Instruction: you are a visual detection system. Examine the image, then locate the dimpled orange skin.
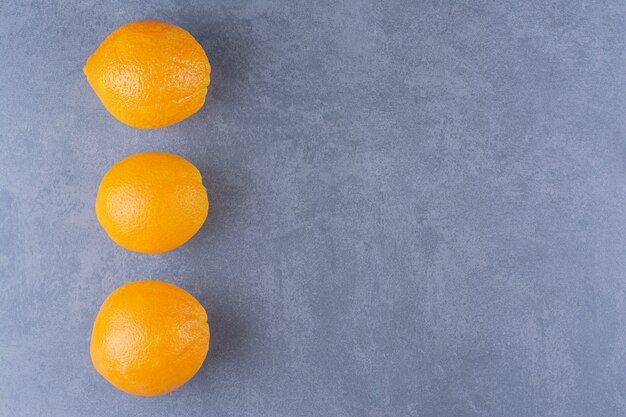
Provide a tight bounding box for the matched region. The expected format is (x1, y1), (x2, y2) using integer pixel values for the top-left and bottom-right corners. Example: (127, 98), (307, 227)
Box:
(84, 20), (211, 129)
(95, 152), (209, 254)
(90, 280), (210, 396)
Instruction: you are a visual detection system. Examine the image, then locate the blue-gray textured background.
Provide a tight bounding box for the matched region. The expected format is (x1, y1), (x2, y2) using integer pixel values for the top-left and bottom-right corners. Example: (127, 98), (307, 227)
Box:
(1, 1), (626, 416)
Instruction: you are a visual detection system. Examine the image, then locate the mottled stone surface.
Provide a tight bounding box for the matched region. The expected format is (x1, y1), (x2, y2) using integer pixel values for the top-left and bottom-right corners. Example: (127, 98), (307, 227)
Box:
(1, 1), (626, 416)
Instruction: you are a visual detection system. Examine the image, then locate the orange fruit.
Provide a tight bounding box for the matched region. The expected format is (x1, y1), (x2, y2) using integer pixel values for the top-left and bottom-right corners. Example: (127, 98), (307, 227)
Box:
(95, 152), (209, 254)
(91, 280), (210, 396)
(84, 20), (211, 129)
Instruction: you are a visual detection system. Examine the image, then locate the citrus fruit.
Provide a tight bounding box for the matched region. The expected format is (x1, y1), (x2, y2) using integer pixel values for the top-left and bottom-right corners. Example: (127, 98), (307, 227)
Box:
(90, 280), (210, 396)
(84, 20), (211, 129)
(95, 152), (209, 254)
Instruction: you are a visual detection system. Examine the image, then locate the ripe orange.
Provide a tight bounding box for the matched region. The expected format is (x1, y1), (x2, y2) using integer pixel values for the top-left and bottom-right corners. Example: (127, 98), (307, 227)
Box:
(84, 20), (211, 129)
(91, 280), (210, 396)
(95, 152), (209, 254)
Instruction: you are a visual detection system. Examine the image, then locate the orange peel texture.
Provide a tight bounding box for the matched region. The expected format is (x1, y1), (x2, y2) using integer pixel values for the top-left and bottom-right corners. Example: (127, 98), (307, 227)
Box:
(84, 20), (211, 128)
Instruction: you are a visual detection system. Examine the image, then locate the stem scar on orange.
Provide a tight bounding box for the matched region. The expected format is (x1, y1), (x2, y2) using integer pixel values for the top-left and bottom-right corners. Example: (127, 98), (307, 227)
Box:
(84, 20), (211, 129)
(90, 280), (210, 396)
(95, 152), (209, 254)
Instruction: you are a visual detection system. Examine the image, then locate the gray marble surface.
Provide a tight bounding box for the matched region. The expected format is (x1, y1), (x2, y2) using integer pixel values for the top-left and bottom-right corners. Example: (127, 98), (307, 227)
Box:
(1, 1), (626, 416)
